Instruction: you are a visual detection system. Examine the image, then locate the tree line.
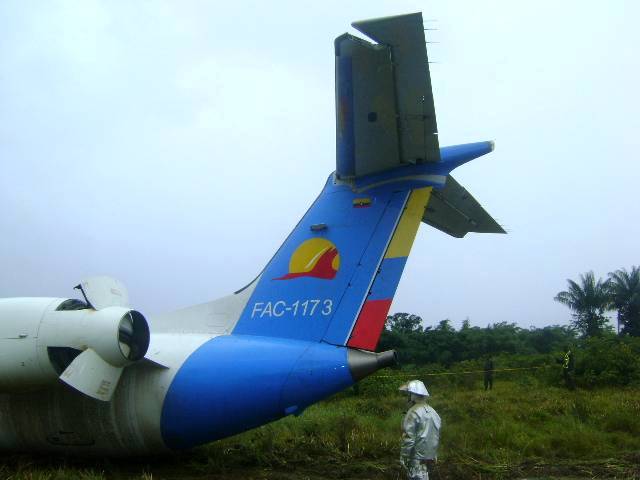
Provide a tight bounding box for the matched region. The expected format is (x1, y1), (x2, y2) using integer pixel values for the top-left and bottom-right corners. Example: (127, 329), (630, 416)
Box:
(378, 265), (639, 367)
(377, 315), (640, 387)
(378, 315), (575, 366)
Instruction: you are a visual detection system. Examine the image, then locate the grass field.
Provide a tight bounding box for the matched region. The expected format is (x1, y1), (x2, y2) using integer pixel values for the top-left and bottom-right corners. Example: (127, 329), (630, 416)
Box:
(1, 368), (639, 479)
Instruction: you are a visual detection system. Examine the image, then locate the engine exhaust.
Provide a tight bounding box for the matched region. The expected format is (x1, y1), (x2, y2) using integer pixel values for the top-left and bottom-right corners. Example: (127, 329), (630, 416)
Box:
(347, 348), (398, 381)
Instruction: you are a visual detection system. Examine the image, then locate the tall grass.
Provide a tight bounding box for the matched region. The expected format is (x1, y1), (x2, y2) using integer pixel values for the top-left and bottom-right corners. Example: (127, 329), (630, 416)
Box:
(199, 378), (639, 478)
(1, 371), (639, 479)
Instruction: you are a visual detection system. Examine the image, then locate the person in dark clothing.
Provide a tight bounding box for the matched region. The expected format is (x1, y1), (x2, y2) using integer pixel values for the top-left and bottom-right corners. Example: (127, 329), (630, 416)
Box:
(483, 356), (494, 391)
(562, 346), (576, 390)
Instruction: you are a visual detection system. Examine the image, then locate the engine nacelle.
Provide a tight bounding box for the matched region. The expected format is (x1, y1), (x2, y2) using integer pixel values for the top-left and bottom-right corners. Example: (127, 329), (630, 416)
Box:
(41, 304), (149, 367)
(0, 297), (149, 400)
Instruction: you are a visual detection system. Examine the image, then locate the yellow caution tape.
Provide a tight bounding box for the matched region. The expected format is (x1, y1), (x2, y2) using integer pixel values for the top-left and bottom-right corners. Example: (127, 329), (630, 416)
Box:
(371, 365), (550, 378)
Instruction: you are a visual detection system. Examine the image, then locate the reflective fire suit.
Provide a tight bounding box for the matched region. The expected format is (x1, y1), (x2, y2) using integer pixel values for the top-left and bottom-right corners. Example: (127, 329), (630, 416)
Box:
(401, 402), (441, 480)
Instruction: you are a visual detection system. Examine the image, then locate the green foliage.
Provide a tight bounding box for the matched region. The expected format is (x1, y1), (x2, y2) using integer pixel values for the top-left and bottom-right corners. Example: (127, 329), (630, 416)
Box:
(608, 266), (640, 336)
(381, 315), (640, 389)
(379, 318), (575, 366)
(385, 312), (423, 334)
(554, 271), (612, 337)
(184, 376), (640, 479)
(575, 335), (640, 387)
(0, 465), (106, 480)
(553, 266), (640, 338)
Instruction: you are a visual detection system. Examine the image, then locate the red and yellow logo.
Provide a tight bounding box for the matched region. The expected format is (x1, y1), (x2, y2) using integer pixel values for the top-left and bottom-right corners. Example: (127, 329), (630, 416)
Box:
(275, 238), (340, 280)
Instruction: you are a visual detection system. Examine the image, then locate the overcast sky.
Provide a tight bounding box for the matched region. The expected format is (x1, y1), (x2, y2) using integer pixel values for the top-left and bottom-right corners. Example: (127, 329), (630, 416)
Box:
(1, 1), (638, 330)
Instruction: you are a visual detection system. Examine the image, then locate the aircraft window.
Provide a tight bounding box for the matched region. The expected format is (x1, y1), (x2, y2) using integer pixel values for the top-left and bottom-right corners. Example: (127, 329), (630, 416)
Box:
(56, 299), (90, 311)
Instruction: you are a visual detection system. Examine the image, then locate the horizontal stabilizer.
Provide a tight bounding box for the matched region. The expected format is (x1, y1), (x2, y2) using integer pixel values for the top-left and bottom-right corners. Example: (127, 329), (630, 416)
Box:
(423, 176), (505, 238)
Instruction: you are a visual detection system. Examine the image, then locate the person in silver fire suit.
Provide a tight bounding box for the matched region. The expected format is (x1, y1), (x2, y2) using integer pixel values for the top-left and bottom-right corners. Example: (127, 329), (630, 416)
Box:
(399, 380), (441, 480)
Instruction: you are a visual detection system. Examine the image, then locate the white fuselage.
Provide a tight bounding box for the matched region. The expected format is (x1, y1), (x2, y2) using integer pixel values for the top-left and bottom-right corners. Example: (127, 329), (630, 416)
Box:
(0, 283), (257, 454)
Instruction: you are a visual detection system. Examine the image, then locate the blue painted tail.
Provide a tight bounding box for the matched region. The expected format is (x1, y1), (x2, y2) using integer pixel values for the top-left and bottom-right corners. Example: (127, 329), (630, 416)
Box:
(232, 12), (502, 350)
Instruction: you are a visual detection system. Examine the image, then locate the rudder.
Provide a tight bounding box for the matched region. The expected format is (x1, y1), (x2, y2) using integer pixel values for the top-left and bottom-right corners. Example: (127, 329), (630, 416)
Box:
(345, 187), (432, 349)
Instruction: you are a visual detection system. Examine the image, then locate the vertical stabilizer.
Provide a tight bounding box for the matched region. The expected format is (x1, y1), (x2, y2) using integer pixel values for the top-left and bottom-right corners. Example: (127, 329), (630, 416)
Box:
(232, 177), (434, 351)
(231, 13), (502, 351)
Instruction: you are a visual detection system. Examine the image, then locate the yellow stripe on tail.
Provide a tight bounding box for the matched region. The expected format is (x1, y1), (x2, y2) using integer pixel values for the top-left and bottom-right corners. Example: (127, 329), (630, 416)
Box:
(385, 187), (432, 259)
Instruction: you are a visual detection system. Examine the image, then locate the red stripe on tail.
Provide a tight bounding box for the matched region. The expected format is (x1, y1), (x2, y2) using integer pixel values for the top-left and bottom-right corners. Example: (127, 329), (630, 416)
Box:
(346, 299), (393, 350)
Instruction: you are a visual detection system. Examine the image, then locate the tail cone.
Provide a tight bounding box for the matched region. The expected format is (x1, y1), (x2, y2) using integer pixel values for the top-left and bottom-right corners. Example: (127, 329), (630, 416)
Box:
(347, 349), (397, 381)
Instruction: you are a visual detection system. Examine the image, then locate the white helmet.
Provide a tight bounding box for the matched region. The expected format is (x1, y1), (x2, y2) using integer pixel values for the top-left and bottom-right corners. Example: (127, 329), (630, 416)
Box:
(399, 379), (430, 397)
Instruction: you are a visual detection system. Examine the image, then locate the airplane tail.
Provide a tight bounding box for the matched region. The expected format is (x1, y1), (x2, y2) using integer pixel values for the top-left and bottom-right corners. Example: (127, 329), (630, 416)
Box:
(232, 178), (432, 350)
(160, 13), (505, 451)
(231, 13), (503, 351)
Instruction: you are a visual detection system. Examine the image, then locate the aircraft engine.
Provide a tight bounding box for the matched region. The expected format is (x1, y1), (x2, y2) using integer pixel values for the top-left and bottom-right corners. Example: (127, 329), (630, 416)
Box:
(0, 277), (150, 401)
(42, 306), (150, 367)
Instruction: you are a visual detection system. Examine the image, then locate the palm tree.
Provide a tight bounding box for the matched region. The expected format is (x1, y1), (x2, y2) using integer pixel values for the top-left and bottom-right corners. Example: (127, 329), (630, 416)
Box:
(554, 271), (611, 337)
(608, 266), (640, 336)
